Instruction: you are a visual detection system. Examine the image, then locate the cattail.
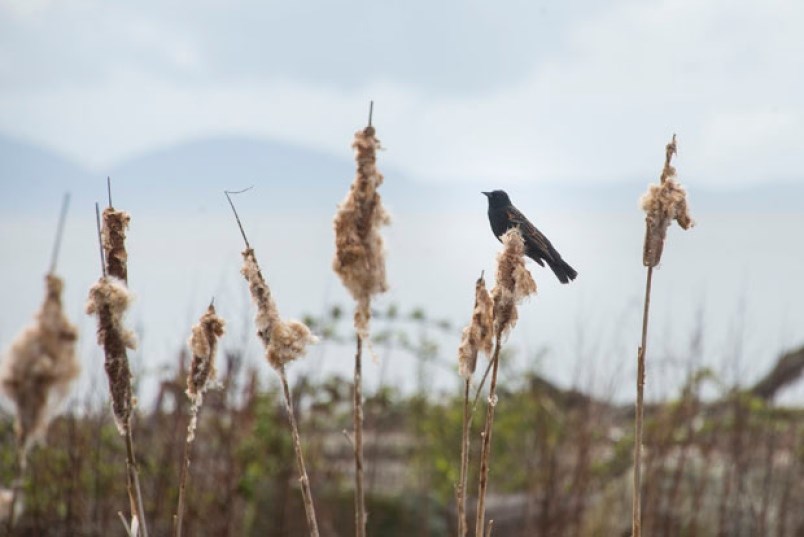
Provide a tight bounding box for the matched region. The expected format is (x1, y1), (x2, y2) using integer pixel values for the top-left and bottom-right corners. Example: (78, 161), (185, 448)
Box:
(0, 274), (79, 457)
(175, 304), (226, 537)
(185, 304), (225, 440)
(240, 249), (317, 369)
(87, 196), (148, 537)
(85, 276), (136, 435)
(475, 227), (537, 537)
(458, 274), (494, 380)
(332, 111), (390, 537)
(641, 135), (694, 267)
(456, 273), (494, 537)
(491, 228), (538, 337)
(332, 124), (390, 336)
(632, 135), (693, 537)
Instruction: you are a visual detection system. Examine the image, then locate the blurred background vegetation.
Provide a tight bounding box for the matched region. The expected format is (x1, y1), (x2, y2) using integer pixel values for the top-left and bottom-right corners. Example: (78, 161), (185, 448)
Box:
(1, 303), (803, 536)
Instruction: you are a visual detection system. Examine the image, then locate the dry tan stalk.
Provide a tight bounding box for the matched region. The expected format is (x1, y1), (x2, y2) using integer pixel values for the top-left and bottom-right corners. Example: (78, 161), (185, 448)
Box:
(632, 135), (694, 537)
(475, 228), (537, 537)
(87, 200), (148, 537)
(175, 304), (226, 537)
(456, 273), (493, 537)
(333, 120), (390, 537)
(238, 246), (320, 536)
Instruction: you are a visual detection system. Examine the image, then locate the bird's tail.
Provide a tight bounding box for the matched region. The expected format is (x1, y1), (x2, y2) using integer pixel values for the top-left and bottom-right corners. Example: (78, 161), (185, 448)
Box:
(546, 255), (578, 284)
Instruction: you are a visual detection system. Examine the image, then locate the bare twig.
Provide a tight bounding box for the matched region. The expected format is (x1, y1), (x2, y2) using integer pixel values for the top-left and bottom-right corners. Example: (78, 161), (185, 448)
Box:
(107, 176), (113, 208)
(224, 187), (254, 249)
(632, 266), (653, 537)
(95, 203), (106, 278)
(368, 101), (374, 128)
(457, 378), (472, 537)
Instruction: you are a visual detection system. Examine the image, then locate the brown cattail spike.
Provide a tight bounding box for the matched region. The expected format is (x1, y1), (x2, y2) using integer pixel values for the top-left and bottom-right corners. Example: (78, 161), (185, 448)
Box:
(102, 207), (131, 282)
(333, 124), (390, 336)
(0, 274), (80, 456)
(458, 273), (494, 379)
(641, 134), (694, 267)
(86, 276), (137, 434)
(491, 228), (538, 337)
(240, 249), (317, 369)
(186, 304), (226, 403)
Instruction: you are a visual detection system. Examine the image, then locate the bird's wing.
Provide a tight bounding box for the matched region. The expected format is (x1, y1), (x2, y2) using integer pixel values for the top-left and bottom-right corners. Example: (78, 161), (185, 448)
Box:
(505, 207), (555, 261)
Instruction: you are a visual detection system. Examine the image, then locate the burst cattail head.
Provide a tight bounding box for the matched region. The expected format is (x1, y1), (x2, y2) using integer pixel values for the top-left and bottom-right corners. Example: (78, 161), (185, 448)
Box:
(641, 135), (694, 267)
(0, 274), (79, 455)
(241, 249), (318, 370)
(458, 273), (494, 379)
(185, 304), (225, 442)
(333, 125), (390, 336)
(491, 228), (538, 337)
(86, 276), (136, 434)
(186, 304), (226, 402)
(102, 207), (130, 282)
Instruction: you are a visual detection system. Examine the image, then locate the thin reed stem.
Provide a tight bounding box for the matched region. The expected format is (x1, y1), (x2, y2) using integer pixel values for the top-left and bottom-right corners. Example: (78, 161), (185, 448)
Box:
(277, 366), (320, 537)
(124, 422), (149, 537)
(457, 378), (471, 537)
(174, 421), (194, 537)
(632, 265), (653, 537)
(353, 334), (366, 537)
(474, 333), (502, 537)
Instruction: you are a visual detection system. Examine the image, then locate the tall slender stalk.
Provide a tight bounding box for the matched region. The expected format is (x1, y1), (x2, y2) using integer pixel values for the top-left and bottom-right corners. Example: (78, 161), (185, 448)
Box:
(456, 378), (471, 537)
(278, 365), (320, 537)
(632, 265), (653, 537)
(474, 334), (502, 537)
(631, 135), (693, 537)
(353, 334), (366, 537)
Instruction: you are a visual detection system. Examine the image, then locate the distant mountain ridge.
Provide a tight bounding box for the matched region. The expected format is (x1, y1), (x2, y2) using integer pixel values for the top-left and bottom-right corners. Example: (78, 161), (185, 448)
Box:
(1, 134), (802, 215)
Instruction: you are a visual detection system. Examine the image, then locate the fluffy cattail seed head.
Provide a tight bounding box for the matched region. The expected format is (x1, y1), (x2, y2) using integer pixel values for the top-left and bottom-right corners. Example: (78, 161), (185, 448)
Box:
(185, 304), (225, 442)
(102, 207), (130, 282)
(641, 135), (694, 267)
(333, 125), (390, 337)
(240, 249), (317, 370)
(86, 276), (136, 434)
(458, 274), (494, 379)
(491, 228), (538, 337)
(0, 274), (80, 455)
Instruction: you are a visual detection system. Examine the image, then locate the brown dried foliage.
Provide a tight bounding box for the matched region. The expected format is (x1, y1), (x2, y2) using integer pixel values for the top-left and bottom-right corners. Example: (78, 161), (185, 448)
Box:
(0, 274), (79, 454)
(241, 249), (317, 370)
(86, 276), (137, 434)
(491, 228), (538, 337)
(332, 125), (390, 335)
(102, 207), (131, 282)
(641, 135), (694, 267)
(458, 274), (494, 379)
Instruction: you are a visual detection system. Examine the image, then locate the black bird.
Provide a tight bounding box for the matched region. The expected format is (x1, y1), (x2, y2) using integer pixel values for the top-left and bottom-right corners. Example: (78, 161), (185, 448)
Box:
(483, 190), (578, 284)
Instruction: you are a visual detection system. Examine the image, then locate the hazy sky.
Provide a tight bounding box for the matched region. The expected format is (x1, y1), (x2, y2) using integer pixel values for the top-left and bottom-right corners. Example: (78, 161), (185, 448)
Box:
(1, 0), (803, 185)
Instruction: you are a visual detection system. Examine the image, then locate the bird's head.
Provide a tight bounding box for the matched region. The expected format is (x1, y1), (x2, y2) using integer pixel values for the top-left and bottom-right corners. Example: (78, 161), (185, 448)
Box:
(482, 190), (512, 208)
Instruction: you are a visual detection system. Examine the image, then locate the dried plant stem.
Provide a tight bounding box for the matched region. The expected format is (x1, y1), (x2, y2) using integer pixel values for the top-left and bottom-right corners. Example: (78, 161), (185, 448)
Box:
(278, 365), (320, 537)
(174, 427), (194, 537)
(124, 422), (148, 537)
(632, 265), (654, 537)
(353, 334), (366, 537)
(474, 333), (502, 537)
(457, 378), (471, 537)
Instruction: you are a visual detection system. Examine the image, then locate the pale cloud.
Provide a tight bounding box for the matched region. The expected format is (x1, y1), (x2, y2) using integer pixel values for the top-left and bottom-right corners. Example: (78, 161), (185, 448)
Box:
(1, 0), (803, 186)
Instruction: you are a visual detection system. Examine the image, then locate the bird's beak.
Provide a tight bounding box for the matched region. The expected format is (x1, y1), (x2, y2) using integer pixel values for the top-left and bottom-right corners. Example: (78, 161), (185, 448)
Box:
(481, 191), (491, 197)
